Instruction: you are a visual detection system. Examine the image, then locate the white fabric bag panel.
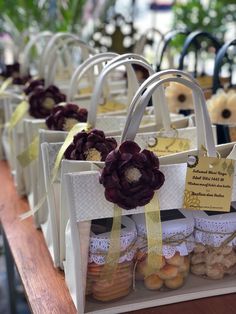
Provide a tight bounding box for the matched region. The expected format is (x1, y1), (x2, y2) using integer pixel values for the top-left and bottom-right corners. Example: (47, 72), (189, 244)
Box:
(33, 129), (68, 228)
(0, 98), (6, 160)
(2, 94), (24, 171)
(41, 140), (95, 266)
(63, 74), (236, 313)
(24, 119), (46, 207)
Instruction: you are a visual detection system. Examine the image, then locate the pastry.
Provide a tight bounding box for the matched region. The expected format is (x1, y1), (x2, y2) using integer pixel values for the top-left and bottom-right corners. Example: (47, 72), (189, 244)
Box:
(179, 256), (190, 273)
(215, 245), (233, 255)
(191, 253), (205, 265)
(144, 274), (164, 290)
(166, 252), (184, 267)
(93, 288), (131, 302)
(193, 243), (206, 253)
(221, 250), (236, 268)
(225, 264), (236, 275)
(158, 264), (178, 280)
(191, 263), (206, 276)
(206, 251), (224, 266)
(206, 263), (224, 280)
(165, 274), (184, 289)
(136, 256), (165, 279)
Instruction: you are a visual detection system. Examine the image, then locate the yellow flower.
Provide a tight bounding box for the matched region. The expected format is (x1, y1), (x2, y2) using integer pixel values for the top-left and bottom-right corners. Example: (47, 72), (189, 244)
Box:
(184, 190), (200, 209)
(165, 82), (193, 113)
(207, 89), (236, 124)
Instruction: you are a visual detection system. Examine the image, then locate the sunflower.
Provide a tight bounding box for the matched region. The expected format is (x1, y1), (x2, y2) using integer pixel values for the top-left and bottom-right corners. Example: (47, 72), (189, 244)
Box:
(207, 89), (236, 124)
(165, 82), (193, 114)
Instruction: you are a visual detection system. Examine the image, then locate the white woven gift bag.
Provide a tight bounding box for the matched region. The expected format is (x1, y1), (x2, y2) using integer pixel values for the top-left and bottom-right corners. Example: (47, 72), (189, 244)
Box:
(12, 35), (94, 196)
(63, 74), (236, 314)
(39, 66), (189, 267)
(42, 69), (215, 269)
(34, 129), (68, 228)
(1, 32), (53, 165)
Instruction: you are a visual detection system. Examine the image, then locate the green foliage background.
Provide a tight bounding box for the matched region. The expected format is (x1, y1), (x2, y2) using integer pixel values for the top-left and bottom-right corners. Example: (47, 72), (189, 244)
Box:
(172, 0), (236, 40)
(0, 0), (86, 35)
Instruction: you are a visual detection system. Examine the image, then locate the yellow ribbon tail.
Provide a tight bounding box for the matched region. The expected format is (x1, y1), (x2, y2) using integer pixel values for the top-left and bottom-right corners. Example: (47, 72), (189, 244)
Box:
(8, 100), (29, 132)
(19, 194), (47, 220)
(0, 78), (13, 94)
(17, 136), (39, 168)
(51, 122), (90, 182)
(101, 205), (122, 281)
(145, 191), (162, 276)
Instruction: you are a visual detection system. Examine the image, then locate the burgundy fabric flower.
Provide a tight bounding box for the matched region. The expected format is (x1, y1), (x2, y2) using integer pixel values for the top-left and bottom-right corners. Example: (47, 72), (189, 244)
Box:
(45, 103), (88, 131)
(24, 78), (45, 95)
(28, 85), (66, 118)
(1, 62), (20, 78)
(0, 62), (30, 85)
(100, 141), (165, 210)
(64, 129), (117, 161)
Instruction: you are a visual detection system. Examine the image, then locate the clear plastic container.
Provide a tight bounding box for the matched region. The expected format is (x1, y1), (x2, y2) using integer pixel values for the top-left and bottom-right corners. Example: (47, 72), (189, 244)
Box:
(191, 210), (236, 279)
(86, 216), (137, 302)
(133, 209), (195, 291)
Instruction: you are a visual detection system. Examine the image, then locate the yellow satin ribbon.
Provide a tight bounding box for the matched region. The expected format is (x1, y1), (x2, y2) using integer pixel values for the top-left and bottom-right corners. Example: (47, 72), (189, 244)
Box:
(19, 194), (47, 220)
(51, 122), (91, 182)
(17, 135), (39, 168)
(145, 192), (163, 276)
(0, 78), (13, 94)
(20, 122), (91, 220)
(79, 86), (93, 95)
(101, 205), (122, 281)
(8, 100), (29, 132)
(98, 100), (126, 114)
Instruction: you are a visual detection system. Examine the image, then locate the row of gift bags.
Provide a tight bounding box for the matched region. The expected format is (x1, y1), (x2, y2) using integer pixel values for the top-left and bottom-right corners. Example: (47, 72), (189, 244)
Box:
(1, 32), (236, 313)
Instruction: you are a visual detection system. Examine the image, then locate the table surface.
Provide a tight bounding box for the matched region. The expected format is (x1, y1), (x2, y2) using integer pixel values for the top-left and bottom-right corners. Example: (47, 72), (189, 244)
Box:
(0, 160), (236, 314)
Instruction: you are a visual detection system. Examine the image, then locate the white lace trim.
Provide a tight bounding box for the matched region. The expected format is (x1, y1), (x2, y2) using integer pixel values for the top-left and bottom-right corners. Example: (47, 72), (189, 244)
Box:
(88, 216), (137, 265)
(136, 235), (195, 259)
(133, 213), (195, 258)
(193, 211), (236, 247)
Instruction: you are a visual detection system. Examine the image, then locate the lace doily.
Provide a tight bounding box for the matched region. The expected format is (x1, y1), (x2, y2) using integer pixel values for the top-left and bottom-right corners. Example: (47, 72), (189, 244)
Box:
(193, 211), (236, 247)
(132, 211), (195, 258)
(88, 216), (137, 265)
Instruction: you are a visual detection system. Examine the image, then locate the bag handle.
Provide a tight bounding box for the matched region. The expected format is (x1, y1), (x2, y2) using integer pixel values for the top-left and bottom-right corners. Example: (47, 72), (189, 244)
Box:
(178, 30), (221, 77)
(122, 69), (199, 138)
(45, 37), (95, 87)
(212, 39), (236, 94)
(122, 72), (206, 149)
(67, 52), (119, 101)
(157, 29), (189, 71)
(20, 31), (53, 77)
(105, 53), (149, 105)
(87, 56), (154, 128)
(39, 33), (94, 79)
(122, 72), (216, 157)
(134, 28), (164, 55)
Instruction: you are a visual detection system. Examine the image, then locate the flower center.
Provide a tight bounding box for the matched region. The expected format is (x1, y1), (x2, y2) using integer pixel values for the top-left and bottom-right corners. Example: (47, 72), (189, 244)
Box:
(85, 148), (102, 161)
(221, 109), (231, 119)
(43, 97), (55, 109)
(125, 167), (142, 183)
(63, 118), (78, 131)
(177, 94), (186, 103)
